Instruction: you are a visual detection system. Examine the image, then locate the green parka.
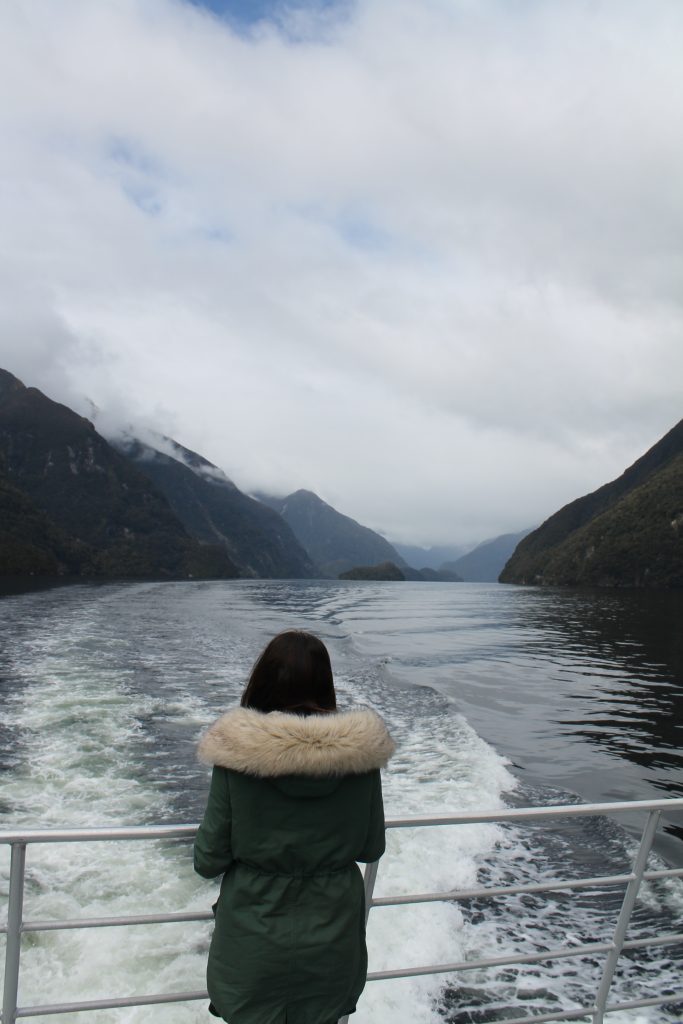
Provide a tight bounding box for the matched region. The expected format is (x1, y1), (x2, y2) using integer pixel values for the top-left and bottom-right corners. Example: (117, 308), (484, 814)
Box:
(194, 707), (395, 1024)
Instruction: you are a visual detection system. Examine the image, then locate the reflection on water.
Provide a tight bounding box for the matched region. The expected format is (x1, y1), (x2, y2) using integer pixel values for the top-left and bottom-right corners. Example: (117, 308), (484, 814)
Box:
(522, 588), (683, 851)
(319, 582), (683, 858)
(519, 588), (683, 789)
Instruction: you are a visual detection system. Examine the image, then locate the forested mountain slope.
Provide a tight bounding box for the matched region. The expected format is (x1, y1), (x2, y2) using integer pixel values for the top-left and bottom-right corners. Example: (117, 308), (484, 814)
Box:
(501, 419), (683, 588)
(0, 368), (238, 578)
(115, 437), (319, 579)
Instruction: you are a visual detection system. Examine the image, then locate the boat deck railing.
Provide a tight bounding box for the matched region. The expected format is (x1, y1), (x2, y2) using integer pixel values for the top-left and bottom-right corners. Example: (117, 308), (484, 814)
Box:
(2, 798), (683, 1024)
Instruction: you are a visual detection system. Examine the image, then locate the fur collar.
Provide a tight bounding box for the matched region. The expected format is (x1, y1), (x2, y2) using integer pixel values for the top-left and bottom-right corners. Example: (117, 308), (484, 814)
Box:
(198, 707), (395, 778)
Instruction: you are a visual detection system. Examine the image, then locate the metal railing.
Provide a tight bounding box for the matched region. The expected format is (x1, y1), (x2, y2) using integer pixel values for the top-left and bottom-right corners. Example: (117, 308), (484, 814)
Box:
(2, 798), (683, 1024)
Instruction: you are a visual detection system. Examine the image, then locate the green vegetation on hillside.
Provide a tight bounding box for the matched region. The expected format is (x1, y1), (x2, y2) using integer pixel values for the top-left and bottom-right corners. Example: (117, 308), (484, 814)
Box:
(501, 422), (683, 589)
(0, 471), (85, 574)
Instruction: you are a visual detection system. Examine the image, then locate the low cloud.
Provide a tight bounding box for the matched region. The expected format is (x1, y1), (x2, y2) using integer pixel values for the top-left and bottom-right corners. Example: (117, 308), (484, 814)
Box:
(1, 0), (681, 545)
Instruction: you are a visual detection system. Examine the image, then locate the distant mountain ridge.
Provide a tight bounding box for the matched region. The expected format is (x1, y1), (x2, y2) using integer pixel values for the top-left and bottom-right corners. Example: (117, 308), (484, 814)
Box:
(392, 542), (469, 571)
(501, 419), (683, 588)
(257, 489), (410, 578)
(3, 364), (574, 585)
(445, 529), (533, 582)
(0, 367), (412, 582)
(1, 366), (463, 582)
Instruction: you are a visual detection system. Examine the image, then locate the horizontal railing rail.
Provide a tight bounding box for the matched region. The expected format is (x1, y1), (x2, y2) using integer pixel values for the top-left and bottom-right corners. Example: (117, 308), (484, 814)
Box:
(2, 799), (683, 1024)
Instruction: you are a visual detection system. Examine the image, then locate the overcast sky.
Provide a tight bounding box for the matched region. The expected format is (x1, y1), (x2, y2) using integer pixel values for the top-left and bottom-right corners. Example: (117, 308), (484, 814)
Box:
(1, 0), (682, 547)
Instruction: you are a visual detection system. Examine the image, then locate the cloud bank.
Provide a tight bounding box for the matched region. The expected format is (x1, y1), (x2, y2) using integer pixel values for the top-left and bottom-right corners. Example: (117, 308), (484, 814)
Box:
(1, 0), (682, 545)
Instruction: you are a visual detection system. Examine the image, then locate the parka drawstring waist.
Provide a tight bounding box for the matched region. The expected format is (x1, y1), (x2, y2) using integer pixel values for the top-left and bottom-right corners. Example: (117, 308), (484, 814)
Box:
(233, 858), (355, 879)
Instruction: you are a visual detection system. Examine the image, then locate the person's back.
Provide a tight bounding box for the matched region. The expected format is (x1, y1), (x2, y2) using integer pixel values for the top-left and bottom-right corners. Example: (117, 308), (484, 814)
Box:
(194, 631), (395, 1024)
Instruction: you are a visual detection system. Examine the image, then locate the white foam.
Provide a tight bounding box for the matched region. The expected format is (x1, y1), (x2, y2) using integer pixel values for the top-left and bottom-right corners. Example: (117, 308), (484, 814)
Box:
(336, 668), (519, 1024)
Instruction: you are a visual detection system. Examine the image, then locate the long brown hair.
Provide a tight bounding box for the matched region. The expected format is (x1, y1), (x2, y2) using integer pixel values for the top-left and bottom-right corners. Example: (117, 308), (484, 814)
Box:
(240, 630), (337, 715)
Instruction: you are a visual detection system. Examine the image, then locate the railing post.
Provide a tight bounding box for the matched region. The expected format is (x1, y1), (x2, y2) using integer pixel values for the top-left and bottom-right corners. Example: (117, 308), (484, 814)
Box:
(338, 861), (380, 1024)
(362, 860), (380, 926)
(2, 842), (27, 1024)
(591, 810), (660, 1024)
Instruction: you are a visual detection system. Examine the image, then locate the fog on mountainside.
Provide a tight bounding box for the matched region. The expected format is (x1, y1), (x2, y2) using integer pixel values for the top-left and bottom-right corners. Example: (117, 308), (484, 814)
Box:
(0, 368), (238, 579)
(0, 367), (459, 583)
(2, 366), (680, 589)
(0, 366), (464, 583)
(113, 438), (318, 579)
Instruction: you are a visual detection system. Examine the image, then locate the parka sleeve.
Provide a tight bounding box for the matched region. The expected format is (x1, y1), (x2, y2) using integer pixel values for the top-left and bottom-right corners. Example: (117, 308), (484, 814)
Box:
(357, 768), (386, 863)
(193, 766), (234, 878)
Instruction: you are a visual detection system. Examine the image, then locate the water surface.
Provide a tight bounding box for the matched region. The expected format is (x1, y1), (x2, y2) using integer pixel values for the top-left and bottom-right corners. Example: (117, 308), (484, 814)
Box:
(0, 580), (681, 1024)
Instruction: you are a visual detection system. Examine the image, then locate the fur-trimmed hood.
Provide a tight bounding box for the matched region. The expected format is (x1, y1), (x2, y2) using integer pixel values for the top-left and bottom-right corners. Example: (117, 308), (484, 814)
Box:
(198, 707), (395, 778)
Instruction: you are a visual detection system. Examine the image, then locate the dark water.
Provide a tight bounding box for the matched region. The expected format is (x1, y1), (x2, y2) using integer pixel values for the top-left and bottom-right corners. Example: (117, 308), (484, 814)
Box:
(0, 579), (681, 1023)
(352, 584), (683, 859)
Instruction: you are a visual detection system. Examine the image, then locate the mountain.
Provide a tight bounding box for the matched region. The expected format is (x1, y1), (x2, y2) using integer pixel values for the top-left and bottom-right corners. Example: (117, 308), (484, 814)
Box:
(392, 542), (470, 570)
(114, 437), (319, 579)
(0, 369), (238, 578)
(0, 464), (87, 574)
(257, 489), (409, 578)
(444, 529), (533, 582)
(500, 419), (683, 588)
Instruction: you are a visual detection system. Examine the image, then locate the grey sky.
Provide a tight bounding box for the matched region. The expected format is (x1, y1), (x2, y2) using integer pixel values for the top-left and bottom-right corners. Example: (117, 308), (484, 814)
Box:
(1, 0), (682, 546)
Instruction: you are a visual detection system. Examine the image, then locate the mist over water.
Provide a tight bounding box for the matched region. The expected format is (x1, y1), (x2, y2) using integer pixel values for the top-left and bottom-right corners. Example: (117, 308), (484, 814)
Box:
(0, 580), (681, 1023)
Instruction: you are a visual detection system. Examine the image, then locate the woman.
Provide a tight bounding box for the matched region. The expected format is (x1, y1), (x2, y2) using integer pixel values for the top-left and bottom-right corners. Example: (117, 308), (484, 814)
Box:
(194, 630), (395, 1024)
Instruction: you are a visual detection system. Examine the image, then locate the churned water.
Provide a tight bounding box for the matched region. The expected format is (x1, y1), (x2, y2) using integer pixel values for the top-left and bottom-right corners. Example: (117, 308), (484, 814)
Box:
(0, 579), (682, 1023)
